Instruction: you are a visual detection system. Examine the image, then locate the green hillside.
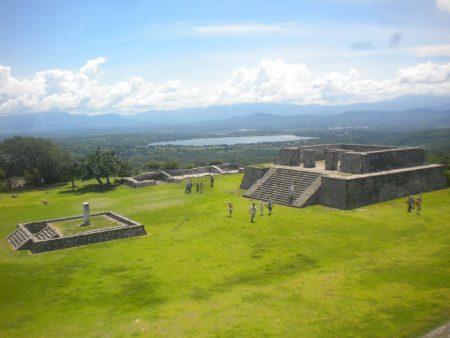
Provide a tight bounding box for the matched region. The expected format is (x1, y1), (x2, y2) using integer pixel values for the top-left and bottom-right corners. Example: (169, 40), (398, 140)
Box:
(0, 174), (449, 337)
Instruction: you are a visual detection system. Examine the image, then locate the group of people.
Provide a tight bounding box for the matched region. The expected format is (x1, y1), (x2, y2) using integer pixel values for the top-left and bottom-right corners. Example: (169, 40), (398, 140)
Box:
(184, 179), (203, 194)
(407, 194), (423, 214)
(227, 199), (274, 222)
(184, 175), (215, 194)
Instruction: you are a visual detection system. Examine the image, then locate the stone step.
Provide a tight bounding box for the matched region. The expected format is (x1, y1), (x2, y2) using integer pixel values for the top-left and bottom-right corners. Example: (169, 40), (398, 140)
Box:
(7, 227), (32, 250)
(245, 168), (321, 207)
(35, 225), (58, 241)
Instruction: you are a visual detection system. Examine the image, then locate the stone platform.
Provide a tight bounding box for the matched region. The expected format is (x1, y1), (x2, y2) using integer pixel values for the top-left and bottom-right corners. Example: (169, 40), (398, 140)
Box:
(6, 212), (146, 254)
(242, 143), (448, 209)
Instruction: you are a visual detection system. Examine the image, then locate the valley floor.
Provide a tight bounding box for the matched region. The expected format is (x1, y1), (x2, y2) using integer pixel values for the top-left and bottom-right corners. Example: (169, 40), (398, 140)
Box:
(0, 174), (449, 337)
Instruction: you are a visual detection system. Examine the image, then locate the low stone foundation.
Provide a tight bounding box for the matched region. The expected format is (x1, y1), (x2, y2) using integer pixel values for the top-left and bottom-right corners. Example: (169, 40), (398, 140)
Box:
(123, 164), (240, 188)
(6, 212), (147, 254)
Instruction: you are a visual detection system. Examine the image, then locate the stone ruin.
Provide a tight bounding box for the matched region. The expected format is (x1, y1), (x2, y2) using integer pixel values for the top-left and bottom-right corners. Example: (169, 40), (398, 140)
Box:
(6, 203), (146, 254)
(242, 144), (447, 209)
(122, 164), (242, 188)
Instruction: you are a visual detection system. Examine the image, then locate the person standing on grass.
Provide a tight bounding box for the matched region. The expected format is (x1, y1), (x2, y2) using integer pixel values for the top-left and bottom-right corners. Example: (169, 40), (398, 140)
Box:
(195, 180), (200, 193)
(199, 181), (204, 193)
(185, 179), (189, 194)
(415, 194), (422, 215)
(267, 198), (273, 215)
(407, 194), (415, 212)
(249, 203), (257, 223)
(228, 201), (233, 217)
(260, 199), (264, 216)
(210, 175), (215, 187)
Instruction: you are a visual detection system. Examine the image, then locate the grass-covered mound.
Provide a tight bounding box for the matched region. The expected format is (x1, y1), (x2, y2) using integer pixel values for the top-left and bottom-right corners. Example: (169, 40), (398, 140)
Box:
(0, 174), (449, 337)
(50, 215), (121, 236)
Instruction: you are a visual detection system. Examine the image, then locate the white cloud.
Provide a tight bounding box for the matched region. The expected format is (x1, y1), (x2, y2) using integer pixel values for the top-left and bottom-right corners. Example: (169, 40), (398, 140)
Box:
(0, 58), (203, 115)
(1, 58), (450, 116)
(192, 23), (296, 36)
(437, 0), (450, 13)
(213, 59), (450, 105)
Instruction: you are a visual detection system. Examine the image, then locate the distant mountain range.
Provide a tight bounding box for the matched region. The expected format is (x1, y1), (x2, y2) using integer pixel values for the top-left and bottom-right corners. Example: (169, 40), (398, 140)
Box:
(0, 95), (449, 135)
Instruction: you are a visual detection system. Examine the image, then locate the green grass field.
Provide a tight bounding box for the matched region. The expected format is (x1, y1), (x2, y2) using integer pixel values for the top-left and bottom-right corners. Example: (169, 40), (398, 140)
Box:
(51, 215), (121, 236)
(0, 174), (449, 337)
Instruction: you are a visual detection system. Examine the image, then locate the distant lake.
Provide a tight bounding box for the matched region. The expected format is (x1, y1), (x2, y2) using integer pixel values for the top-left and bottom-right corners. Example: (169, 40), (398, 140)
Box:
(149, 135), (315, 146)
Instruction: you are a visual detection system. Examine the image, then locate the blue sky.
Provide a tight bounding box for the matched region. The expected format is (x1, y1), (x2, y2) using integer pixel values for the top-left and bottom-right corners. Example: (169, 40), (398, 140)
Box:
(1, 0), (450, 114)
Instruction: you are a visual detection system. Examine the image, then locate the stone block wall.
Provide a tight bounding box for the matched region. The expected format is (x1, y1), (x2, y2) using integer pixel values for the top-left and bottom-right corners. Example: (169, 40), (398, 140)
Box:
(240, 167), (270, 189)
(274, 148), (301, 166)
(319, 165), (447, 209)
(275, 144), (395, 166)
(361, 148), (426, 173)
(30, 225), (146, 254)
(339, 152), (364, 174)
(339, 148), (426, 174)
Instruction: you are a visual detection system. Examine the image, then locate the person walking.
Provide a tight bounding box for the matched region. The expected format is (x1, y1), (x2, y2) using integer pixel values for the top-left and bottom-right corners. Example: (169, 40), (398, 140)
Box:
(228, 201), (233, 217)
(267, 198), (273, 215)
(260, 200), (264, 216)
(415, 194), (422, 215)
(210, 175), (215, 187)
(185, 179), (189, 194)
(249, 203), (257, 223)
(407, 194), (415, 213)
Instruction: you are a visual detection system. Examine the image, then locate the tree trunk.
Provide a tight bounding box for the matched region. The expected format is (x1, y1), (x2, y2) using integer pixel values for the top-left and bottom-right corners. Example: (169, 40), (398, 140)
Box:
(96, 177), (103, 185)
(71, 179), (76, 192)
(106, 175), (111, 185)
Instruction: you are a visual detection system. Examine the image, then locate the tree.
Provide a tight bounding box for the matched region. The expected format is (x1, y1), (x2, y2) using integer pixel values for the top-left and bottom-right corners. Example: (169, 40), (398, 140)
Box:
(162, 160), (179, 170)
(64, 159), (81, 192)
(81, 148), (131, 185)
(144, 161), (161, 171)
(0, 136), (72, 186)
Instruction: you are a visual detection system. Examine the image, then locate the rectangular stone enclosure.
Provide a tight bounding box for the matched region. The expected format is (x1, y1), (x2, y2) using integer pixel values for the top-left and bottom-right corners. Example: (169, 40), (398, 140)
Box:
(6, 212), (147, 254)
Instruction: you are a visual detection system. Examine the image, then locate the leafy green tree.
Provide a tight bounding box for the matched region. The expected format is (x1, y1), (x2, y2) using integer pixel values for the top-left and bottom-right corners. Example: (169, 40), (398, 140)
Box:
(81, 148), (131, 185)
(162, 160), (179, 170)
(144, 161), (161, 171)
(0, 136), (72, 186)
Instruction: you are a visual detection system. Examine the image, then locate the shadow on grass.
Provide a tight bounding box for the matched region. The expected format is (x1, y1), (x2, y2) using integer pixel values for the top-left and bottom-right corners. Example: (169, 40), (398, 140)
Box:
(58, 184), (119, 195)
(191, 252), (317, 301)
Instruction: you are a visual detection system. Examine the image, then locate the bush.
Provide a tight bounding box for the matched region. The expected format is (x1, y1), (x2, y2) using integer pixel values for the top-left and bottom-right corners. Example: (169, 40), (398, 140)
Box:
(144, 161), (161, 170)
(162, 160), (179, 170)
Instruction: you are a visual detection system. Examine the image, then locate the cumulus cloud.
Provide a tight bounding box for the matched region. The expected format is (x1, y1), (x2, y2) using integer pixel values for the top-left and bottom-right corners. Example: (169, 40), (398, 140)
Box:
(1, 57), (450, 115)
(213, 59), (450, 106)
(437, 0), (450, 13)
(0, 57), (202, 115)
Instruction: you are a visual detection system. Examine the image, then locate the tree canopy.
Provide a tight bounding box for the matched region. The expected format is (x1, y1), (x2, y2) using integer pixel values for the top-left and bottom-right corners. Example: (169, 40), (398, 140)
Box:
(0, 136), (73, 186)
(80, 148), (132, 185)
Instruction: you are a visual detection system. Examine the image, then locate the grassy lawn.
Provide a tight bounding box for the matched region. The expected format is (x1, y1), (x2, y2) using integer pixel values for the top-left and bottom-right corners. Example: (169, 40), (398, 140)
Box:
(50, 215), (121, 236)
(0, 174), (449, 337)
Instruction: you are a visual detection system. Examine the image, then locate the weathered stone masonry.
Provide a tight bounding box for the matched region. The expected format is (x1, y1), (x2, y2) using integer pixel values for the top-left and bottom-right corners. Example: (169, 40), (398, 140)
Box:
(243, 144), (447, 209)
(6, 212), (146, 254)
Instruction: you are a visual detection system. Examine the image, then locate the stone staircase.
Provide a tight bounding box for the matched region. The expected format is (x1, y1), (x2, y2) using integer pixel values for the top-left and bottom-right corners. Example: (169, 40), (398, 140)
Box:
(6, 226), (32, 250)
(244, 168), (321, 207)
(34, 225), (59, 241)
